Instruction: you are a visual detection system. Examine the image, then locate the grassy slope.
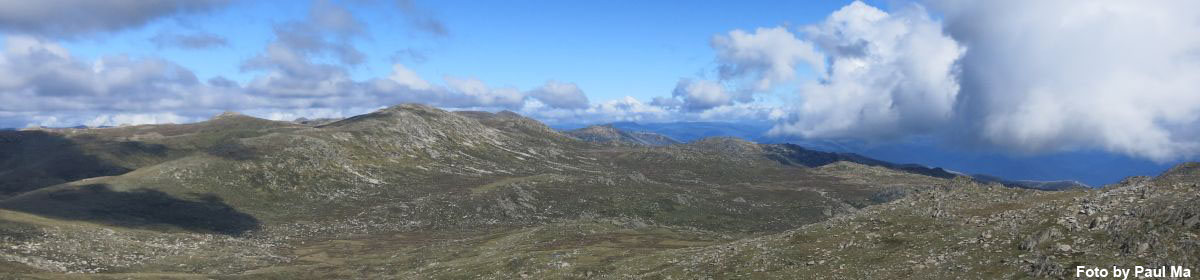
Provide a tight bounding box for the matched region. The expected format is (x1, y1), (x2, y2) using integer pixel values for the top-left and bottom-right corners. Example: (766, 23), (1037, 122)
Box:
(7, 105), (1193, 279)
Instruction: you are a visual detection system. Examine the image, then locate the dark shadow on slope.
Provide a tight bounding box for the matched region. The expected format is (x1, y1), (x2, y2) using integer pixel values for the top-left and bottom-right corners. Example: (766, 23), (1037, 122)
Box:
(0, 184), (259, 236)
(204, 138), (262, 161)
(0, 131), (143, 197)
(765, 143), (957, 179)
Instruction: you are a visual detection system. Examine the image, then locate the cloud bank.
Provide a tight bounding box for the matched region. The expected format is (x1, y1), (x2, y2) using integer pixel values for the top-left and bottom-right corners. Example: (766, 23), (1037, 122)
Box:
(768, 2), (965, 140)
(933, 0), (1200, 160)
(759, 1), (1200, 161)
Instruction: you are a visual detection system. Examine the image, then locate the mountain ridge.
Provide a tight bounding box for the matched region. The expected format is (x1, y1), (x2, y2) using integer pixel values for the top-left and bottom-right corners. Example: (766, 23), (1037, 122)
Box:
(0, 103), (1196, 278)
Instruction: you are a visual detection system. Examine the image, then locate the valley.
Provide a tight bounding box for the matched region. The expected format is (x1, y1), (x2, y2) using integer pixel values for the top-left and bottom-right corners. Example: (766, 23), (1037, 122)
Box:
(0, 104), (1196, 279)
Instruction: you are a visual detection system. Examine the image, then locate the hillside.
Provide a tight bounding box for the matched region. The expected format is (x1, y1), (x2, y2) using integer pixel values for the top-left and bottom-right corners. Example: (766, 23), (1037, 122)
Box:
(565, 125), (681, 147)
(0, 104), (1196, 279)
(606, 168), (1200, 279)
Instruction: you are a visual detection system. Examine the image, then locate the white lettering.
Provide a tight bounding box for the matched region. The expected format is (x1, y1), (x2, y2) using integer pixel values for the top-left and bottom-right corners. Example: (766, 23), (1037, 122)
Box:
(1171, 266), (1191, 277)
(1113, 266), (1130, 280)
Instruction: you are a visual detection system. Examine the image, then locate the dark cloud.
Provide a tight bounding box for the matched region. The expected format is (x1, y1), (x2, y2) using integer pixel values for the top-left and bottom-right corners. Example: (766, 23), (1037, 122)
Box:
(395, 0), (449, 36)
(150, 31), (228, 49)
(0, 0), (231, 38)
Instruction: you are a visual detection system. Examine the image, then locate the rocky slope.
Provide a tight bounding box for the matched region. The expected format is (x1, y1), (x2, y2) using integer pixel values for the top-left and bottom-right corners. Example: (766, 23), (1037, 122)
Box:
(0, 104), (1195, 279)
(603, 167), (1200, 279)
(565, 124), (681, 147)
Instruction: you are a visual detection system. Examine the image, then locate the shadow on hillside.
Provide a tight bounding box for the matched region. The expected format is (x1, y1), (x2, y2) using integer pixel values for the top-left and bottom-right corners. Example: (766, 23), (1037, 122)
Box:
(0, 131), (166, 196)
(204, 138), (263, 161)
(0, 184), (259, 236)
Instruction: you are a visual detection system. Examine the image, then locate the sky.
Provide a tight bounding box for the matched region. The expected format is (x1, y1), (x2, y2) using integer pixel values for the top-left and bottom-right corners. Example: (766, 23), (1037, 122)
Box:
(1, 0), (1199, 166)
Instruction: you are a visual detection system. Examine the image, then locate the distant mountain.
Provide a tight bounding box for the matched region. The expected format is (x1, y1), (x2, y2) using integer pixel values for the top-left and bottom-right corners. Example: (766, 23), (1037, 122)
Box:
(972, 174), (1089, 190)
(556, 121), (1179, 186)
(564, 125), (681, 146)
(292, 117), (342, 126)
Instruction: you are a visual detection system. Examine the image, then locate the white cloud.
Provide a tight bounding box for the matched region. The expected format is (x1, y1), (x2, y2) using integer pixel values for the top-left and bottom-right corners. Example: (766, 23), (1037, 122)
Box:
(759, 0), (1200, 161)
(771, 1), (964, 140)
(520, 96), (673, 124)
(0, 35), (233, 113)
(712, 26), (824, 92)
(442, 76), (526, 109)
(527, 80), (589, 109)
(84, 112), (190, 127)
(669, 78), (735, 111)
(0, 1), (591, 129)
(927, 0), (1200, 161)
(697, 103), (784, 122)
(386, 64), (432, 90)
(253, 107), (372, 122)
(581, 96), (671, 123)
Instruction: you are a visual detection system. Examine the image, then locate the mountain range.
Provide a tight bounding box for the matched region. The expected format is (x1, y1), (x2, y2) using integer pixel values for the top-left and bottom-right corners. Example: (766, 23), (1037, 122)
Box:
(554, 121), (1176, 187)
(0, 104), (1196, 279)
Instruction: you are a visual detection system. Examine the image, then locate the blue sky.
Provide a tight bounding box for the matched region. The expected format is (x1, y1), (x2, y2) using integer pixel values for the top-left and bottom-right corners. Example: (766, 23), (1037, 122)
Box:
(58, 0), (864, 103)
(1, 0), (1199, 175)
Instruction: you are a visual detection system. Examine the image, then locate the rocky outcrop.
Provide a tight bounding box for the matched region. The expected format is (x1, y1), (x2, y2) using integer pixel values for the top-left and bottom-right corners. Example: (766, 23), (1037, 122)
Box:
(565, 125), (681, 147)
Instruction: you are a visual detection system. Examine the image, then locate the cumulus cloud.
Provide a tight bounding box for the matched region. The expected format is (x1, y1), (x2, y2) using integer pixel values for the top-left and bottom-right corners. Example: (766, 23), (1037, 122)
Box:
(712, 26), (824, 92)
(666, 78), (736, 111)
(84, 112), (191, 127)
(441, 76), (526, 108)
(235, 0), (525, 110)
(0, 0), (230, 38)
(0, 35), (258, 128)
(521, 96), (672, 124)
(760, 0), (1200, 161)
(239, 0), (366, 97)
(770, 1), (964, 139)
(150, 31), (228, 49)
(698, 103), (785, 122)
(385, 64), (432, 90)
(656, 26), (822, 111)
(527, 80), (589, 109)
(0, 0), (598, 128)
(931, 0), (1200, 160)
(0, 35), (211, 112)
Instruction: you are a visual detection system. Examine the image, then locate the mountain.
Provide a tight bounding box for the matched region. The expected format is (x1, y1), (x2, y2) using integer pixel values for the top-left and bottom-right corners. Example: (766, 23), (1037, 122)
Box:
(972, 174), (1089, 190)
(0, 104), (1196, 279)
(552, 121), (773, 143)
(559, 121), (1180, 186)
(0, 113), (298, 198)
(565, 125), (681, 146)
(0, 104), (954, 277)
(601, 165), (1200, 279)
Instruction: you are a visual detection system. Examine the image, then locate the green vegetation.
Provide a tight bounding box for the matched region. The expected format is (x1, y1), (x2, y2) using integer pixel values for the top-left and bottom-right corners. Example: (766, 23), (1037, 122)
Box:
(0, 104), (1196, 279)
